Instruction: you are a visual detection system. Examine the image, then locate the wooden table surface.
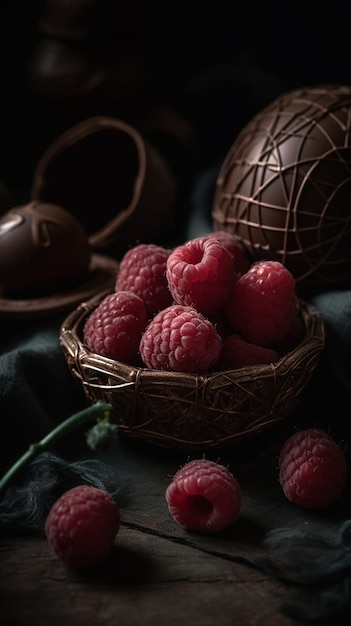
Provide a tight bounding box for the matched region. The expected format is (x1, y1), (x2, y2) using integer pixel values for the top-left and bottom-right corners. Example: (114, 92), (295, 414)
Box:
(1, 410), (350, 626)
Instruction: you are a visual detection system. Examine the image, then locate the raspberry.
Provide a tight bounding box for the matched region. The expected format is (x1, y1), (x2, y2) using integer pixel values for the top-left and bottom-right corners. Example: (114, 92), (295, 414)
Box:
(165, 458), (241, 533)
(166, 235), (236, 316)
(224, 260), (298, 347)
(278, 428), (347, 508)
(45, 485), (120, 567)
(83, 290), (148, 364)
(213, 334), (280, 370)
(269, 313), (306, 356)
(115, 243), (173, 316)
(139, 304), (222, 372)
(202, 230), (250, 277)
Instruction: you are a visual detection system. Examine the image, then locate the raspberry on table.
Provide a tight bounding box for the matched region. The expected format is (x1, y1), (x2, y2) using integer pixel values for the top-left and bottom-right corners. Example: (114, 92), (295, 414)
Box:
(115, 243), (173, 316)
(278, 428), (347, 508)
(213, 333), (280, 370)
(166, 235), (236, 316)
(165, 458), (241, 533)
(45, 485), (120, 567)
(139, 304), (222, 372)
(202, 230), (250, 277)
(224, 260), (298, 347)
(83, 290), (148, 364)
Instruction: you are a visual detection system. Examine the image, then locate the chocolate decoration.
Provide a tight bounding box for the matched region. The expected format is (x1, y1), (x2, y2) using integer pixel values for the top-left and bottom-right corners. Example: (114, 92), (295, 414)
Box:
(0, 201), (91, 298)
(0, 254), (119, 319)
(212, 84), (351, 295)
(30, 116), (177, 257)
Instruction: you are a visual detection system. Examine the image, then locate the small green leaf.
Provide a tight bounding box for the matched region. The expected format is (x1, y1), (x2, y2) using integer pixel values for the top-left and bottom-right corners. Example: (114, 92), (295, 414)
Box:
(86, 420), (119, 451)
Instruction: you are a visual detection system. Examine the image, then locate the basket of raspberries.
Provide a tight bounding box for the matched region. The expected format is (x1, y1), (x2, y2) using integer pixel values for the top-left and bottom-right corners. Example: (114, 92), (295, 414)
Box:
(60, 231), (325, 450)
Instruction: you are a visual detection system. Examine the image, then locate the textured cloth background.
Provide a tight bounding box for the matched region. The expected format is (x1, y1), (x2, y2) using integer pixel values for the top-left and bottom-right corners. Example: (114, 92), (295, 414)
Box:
(0, 315), (88, 472)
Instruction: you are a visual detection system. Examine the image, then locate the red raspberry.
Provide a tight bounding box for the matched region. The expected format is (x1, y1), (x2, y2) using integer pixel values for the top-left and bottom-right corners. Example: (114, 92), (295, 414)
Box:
(165, 458), (241, 533)
(213, 334), (280, 370)
(139, 304), (222, 372)
(115, 243), (173, 316)
(45, 485), (120, 567)
(269, 313), (306, 356)
(166, 236), (236, 316)
(202, 230), (250, 277)
(83, 290), (148, 364)
(224, 260), (298, 347)
(278, 428), (347, 508)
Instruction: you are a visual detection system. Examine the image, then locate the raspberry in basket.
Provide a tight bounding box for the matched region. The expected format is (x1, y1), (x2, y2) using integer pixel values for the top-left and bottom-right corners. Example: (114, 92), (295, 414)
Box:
(224, 260), (298, 346)
(83, 290), (148, 364)
(115, 243), (173, 315)
(166, 235), (236, 316)
(213, 333), (280, 370)
(45, 485), (120, 567)
(269, 313), (306, 356)
(278, 428), (347, 508)
(139, 304), (222, 372)
(165, 458), (241, 533)
(202, 230), (250, 277)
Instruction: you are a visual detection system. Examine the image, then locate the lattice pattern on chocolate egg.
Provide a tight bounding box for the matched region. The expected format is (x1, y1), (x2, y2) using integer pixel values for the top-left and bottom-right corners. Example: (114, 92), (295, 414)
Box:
(212, 85), (351, 295)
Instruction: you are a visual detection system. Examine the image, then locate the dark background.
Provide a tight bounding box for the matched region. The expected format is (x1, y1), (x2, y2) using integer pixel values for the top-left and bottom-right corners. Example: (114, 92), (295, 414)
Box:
(1, 1), (351, 206)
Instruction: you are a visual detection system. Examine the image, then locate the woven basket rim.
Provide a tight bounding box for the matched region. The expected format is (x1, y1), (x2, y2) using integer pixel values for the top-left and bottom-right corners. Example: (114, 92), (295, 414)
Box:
(60, 289), (325, 382)
(60, 290), (325, 449)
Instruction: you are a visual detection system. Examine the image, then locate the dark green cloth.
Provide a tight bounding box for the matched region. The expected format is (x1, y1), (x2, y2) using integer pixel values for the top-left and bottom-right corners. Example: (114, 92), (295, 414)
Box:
(0, 314), (88, 471)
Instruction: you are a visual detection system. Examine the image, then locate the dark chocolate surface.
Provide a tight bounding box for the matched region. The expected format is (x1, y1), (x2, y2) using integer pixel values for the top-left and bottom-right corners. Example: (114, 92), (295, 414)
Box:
(0, 201), (119, 317)
(212, 85), (351, 296)
(0, 201), (91, 297)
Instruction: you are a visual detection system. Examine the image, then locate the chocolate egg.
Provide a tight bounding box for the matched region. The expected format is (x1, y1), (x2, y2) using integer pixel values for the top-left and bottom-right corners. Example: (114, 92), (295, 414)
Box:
(0, 201), (91, 297)
(212, 84), (351, 295)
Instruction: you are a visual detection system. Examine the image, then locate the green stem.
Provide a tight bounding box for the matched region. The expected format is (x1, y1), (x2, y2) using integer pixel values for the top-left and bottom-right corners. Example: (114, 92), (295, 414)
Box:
(0, 400), (111, 496)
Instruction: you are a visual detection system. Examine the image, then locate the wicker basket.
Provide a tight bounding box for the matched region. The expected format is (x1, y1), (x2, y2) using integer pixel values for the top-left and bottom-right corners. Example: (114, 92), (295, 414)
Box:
(60, 291), (325, 451)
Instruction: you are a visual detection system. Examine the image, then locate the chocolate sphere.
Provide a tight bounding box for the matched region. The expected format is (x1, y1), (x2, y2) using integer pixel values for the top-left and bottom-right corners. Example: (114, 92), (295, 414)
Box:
(0, 201), (91, 297)
(212, 84), (351, 295)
